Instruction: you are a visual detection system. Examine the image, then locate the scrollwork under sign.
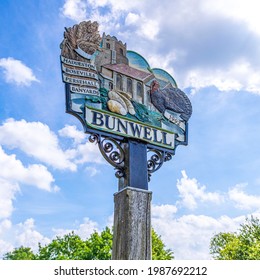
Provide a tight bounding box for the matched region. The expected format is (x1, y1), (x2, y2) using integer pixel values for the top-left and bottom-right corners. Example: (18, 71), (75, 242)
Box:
(89, 133), (125, 179)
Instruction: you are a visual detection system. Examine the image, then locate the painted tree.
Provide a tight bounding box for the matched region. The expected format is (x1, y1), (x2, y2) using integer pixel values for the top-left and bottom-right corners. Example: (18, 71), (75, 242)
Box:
(210, 216), (260, 260)
(4, 227), (173, 260)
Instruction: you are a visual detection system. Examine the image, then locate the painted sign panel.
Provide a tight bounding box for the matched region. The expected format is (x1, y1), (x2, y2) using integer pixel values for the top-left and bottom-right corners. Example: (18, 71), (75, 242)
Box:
(60, 21), (192, 151)
(85, 107), (175, 149)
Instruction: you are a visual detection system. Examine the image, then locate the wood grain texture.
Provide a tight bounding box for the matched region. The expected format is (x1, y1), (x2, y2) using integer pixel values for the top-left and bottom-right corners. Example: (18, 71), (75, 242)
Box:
(112, 187), (152, 260)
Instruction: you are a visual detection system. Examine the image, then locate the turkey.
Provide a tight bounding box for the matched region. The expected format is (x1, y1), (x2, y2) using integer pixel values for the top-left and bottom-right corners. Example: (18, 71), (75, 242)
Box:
(150, 80), (192, 122)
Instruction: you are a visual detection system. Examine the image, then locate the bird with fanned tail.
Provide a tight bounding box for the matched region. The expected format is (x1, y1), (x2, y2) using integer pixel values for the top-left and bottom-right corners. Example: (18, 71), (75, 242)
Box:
(150, 80), (192, 122)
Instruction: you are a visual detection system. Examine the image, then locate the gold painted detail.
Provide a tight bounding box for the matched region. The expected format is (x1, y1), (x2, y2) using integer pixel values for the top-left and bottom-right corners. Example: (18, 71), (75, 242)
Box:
(107, 90), (136, 116)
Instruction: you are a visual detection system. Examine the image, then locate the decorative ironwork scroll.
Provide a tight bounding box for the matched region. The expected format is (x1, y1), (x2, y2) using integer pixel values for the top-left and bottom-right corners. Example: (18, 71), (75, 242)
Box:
(147, 149), (173, 181)
(89, 133), (174, 182)
(89, 133), (125, 178)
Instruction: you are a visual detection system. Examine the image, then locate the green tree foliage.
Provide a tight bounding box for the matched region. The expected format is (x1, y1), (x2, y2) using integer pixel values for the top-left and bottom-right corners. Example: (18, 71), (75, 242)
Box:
(210, 216), (260, 260)
(37, 232), (92, 260)
(3, 246), (36, 260)
(37, 227), (113, 260)
(4, 227), (174, 260)
(152, 228), (174, 260)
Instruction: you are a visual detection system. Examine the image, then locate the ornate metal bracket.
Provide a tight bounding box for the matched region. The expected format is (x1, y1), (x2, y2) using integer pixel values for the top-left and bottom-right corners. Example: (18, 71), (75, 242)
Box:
(89, 134), (174, 184)
(89, 133), (125, 178)
(147, 149), (173, 182)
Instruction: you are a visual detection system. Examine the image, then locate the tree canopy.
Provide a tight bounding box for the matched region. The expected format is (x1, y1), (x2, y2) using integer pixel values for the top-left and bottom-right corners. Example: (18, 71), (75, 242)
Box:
(4, 227), (174, 260)
(151, 229), (173, 260)
(210, 216), (260, 260)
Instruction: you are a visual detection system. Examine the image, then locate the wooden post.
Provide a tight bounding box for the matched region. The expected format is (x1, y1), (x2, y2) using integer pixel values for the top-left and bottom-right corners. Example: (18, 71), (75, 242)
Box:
(112, 187), (152, 260)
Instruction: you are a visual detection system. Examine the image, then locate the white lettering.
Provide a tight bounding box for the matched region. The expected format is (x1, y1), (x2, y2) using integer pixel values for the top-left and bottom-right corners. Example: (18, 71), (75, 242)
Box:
(164, 111), (186, 131)
(60, 56), (96, 70)
(62, 64), (98, 80)
(63, 74), (99, 88)
(70, 85), (99, 95)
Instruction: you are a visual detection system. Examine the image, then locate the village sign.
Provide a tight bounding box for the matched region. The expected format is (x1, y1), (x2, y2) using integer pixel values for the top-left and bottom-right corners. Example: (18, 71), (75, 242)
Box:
(60, 21), (192, 189)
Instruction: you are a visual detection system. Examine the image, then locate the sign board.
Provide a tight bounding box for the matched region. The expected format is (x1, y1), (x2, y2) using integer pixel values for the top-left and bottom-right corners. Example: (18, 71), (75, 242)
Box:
(60, 21), (192, 152)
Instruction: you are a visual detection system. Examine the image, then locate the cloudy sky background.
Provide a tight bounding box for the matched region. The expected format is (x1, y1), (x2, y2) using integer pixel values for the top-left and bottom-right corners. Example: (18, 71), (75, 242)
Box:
(1, 0), (260, 259)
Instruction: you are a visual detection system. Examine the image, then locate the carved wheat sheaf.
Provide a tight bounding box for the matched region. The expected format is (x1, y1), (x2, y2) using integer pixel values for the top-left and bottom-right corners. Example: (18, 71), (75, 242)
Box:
(60, 21), (101, 61)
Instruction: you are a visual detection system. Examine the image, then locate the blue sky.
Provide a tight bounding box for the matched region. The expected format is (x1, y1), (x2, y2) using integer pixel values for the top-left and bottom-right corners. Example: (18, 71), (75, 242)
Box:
(1, 0), (260, 259)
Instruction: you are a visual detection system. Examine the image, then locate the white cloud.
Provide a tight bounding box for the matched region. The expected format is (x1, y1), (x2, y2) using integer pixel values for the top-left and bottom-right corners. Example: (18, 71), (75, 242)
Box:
(176, 170), (224, 210)
(15, 219), (50, 251)
(76, 218), (100, 239)
(60, 0), (87, 22)
(152, 206), (247, 259)
(70, 141), (104, 165)
(53, 217), (99, 240)
(4, 217), (99, 257)
(88, 0), (143, 12)
(151, 173), (260, 259)
(0, 146), (57, 193)
(138, 19), (159, 41)
(0, 219), (12, 235)
(0, 217), (100, 258)
(125, 12), (140, 25)
(106, 214), (114, 229)
(185, 68), (242, 93)
(0, 119), (106, 170)
(125, 12), (159, 40)
(57, 0), (260, 94)
(0, 239), (13, 259)
(0, 219), (50, 258)
(0, 179), (19, 219)
(0, 119), (111, 222)
(61, 0), (157, 40)
(152, 204), (178, 219)
(202, 0), (260, 35)
(184, 61), (260, 94)
(58, 125), (86, 144)
(0, 119), (76, 171)
(0, 132), (60, 223)
(0, 57), (39, 86)
(229, 184), (260, 210)
(0, 119), (106, 221)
